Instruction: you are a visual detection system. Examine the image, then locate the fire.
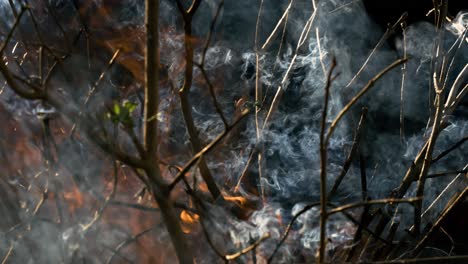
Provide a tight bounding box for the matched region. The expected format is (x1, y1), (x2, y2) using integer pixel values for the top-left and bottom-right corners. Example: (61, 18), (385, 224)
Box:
(223, 194), (259, 220)
(224, 195), (249, 207)
(180, 210), (200, 234)
(63, 185), (85, 214)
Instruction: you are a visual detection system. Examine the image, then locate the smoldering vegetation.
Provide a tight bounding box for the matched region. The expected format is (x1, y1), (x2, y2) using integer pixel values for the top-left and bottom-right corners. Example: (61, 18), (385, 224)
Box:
(0, 0), (467, 263)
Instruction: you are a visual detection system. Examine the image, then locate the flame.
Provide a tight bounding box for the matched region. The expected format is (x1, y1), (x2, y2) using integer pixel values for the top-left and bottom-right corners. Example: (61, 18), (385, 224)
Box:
(63, 186), (85, 213)
(224, 195), (249, 207)
(180, 210), (199, 234)
(224, 195), (258, 220)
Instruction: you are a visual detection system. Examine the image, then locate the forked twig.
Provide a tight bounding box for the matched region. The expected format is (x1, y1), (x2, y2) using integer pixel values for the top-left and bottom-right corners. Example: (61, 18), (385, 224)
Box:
(177, 0), (221, 200)
(318, 57), (337, 263)
(169, 109), (250, 190)
(411, 188), (467, 257)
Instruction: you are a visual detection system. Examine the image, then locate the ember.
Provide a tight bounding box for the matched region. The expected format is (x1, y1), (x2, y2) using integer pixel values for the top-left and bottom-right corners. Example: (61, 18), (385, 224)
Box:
(0, 0), (467, 263)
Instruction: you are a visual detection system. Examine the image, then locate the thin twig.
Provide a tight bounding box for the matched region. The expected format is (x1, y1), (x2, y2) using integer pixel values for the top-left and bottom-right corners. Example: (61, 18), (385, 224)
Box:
(359, 152), (368, 201)
(254, 0), (266, 202)
(234, 147), (256, 192)
(196, 0), (227, 127)
(84, 49), (121, 104)
(108, 200), (159, 212)
(261, 0), (294, 50)
(440, 227), (455, 256)
(0, 53), (44, 99)
(199, 218), (226, 261)
(315, 27), (327, 77)
(345, 205), (371, 262)
(400, 19), (407, 143)
(345, 13), (407, 89)
(169, 109), (250, 190)
(81, 160), (119, 232)
(414, 74), (444, 235)
(421, 164), (468, 219)
(268, 201), (390, 263)
(106, 226), (156, 264)
(432, 136), (468, 162)
(178, 0), (220, 200)
(1, 244), (13, 264)
(267, 202), (320, 263)
(412, 188), (468, 257)
(261, 8), (318, 131)
(426, 169), (467, 179)
(327, 197), (422, 215)
(326, 58), (408, 142)
(225, 233), (270, 261)
(0, 6), (27, 55)
(329, 107), (368, 199)
(318, 57), (337, 263)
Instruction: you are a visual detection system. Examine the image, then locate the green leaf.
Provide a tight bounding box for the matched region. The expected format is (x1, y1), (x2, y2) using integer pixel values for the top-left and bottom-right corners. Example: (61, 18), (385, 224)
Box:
(123, 101), (137, 113)
(113, 103), (121, 115)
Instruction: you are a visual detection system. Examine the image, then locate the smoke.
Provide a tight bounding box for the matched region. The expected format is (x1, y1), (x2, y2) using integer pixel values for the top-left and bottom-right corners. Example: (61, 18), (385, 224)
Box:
(0, 0), (467, 262)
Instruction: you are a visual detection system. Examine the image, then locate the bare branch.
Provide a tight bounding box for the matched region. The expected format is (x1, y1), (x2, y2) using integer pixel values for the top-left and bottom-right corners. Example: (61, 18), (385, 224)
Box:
(267, 202), (320, 263)
(178, 0), (221, 200)
(411, 188), (468, 257)
(0, 58), (43, 99)
(261, 0), (294, 50)
(432, 135), (468, 163)
(81, 160), (119, 233)
(326, 57), (408, 142)
(1, 244), (13, 264)
(225, 233), (270, 261)
(414, 75), (444, 235)
(0, 6), (27, 55)
(318, 57), (337, 264)
(106, 226), (156, 264)
(329, 107), (368, 199)
(169, 109), (250, 190)
(327, 197), (422, 215)
(345, 13), (407, 89)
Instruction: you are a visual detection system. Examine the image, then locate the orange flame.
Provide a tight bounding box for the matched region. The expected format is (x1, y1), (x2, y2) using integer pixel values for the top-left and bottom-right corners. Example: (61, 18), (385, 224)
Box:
(180, 210), (200, 234)
(224, 195), (249, 207)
